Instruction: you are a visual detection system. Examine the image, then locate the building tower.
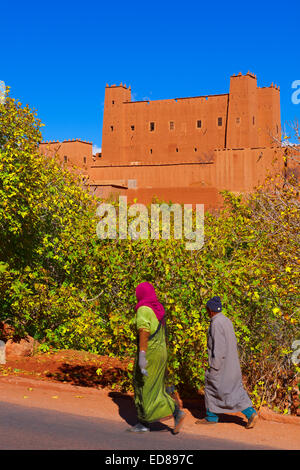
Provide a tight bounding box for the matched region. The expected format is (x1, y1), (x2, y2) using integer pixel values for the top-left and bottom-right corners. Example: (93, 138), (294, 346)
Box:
(101, 83), (131, 163)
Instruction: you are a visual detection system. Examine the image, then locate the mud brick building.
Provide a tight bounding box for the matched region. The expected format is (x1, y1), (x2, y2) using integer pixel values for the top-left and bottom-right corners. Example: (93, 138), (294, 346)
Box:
(40, 72), (284, 209)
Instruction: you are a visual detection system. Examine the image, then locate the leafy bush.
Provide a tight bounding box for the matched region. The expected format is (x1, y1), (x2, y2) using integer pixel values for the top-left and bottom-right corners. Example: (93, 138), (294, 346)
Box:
(0, 92), (99, 338)
(1, 91), (299, 413)
(53, 182), (299, 412)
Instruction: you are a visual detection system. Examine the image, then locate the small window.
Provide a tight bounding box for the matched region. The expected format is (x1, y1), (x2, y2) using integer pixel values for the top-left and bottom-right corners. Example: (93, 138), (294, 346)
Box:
(84, 156), (87, 164)
(128, 179), (137, 189)
(194, 147), (197, 152)
(110, 125), (114, 131)
(169, 121), (175, 130)
(218, 117), (223, 127)
(176, 148), (179, 153)
(131, 125), (135, 131)
(64, 155), (68, 163)
(150, 122), (155, 132)
(150, 148), (153, 154)
(236, 117), (240, 124)
(112, 100), (115, 105)
(197, 120), (202, 128)
(253, 116), (255, 125)
(276, 124), (279, 134)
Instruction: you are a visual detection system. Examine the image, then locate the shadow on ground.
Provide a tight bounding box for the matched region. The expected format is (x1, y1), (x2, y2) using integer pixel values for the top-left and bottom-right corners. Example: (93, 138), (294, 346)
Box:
(45, 363), (128, 389)
(108, 392), (174, 432)
(46, 364), (248, 429)
(108, 392), (248, 430)
(181, 395), (247, 427)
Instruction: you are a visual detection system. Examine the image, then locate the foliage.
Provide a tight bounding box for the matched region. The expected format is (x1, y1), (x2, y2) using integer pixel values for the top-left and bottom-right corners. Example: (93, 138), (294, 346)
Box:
(0, 92), (299, 413)
(54, 178), (300, 411)
(0, 92), (98, 338)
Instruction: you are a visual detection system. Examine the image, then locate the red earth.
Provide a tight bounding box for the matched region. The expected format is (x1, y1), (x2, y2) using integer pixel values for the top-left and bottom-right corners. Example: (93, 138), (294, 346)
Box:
(1, 349), (131, 390)
(0, 349), (299, 450)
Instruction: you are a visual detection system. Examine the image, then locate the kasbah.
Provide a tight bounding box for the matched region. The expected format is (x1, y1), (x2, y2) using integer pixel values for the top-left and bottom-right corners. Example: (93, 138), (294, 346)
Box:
(40, 72), (296, 210)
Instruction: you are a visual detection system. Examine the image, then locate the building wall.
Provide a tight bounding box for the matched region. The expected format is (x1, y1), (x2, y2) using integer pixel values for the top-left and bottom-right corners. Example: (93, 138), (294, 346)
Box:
(122, 94), (229, 163)
(102, 88), (229, 163)
(101, 73), (281, 167)
(40, 140), (93, 175)
(101, 84), (132, 163)
(39, 73), (283, 209)
(88, 146), (284, 206)
(226, 73), (259, 149)
(257, 85), (281, 147)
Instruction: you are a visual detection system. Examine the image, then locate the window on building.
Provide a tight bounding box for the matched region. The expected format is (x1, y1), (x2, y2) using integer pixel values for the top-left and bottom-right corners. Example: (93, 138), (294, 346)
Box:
(64, 156), (68, 163)
(218, 117), (223, 126)
(150, 122), (155, 132)
(176, 148), (179, 153)
(131, 125), (135, 131)
(276, 124), (279, 134)
(197, 120), (202, 128)
(112, 100), (115, 105)
(110, 125), (114, 131)
(169, 121), (175, 130)
(128, 179), (137, 189)
(194, 147), (197, 152)
(236, 117), (241, 124)
(150, 148), (153, 154)
(253, 116), (255, 125)
(84, 156), (87, 164)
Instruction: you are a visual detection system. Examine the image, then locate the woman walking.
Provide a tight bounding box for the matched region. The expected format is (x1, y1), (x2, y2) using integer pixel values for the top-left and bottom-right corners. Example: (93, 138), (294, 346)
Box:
(129, 281), (185, 434)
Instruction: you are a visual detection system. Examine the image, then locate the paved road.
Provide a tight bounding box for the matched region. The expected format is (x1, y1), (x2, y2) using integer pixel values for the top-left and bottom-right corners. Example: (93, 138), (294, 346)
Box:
(0, 401), (276, 450)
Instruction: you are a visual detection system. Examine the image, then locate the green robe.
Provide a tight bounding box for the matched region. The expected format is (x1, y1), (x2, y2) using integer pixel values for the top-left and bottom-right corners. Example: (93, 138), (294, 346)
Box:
(133, 306), (175, 423)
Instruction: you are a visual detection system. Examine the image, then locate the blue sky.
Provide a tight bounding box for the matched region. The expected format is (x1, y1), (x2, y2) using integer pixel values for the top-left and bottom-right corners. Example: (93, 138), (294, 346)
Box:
(1, 0), (299, 152)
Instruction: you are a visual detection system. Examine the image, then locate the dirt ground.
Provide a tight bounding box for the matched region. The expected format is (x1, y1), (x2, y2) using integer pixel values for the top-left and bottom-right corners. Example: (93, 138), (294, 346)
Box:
(0, 349), (299, 450)
(1, 349), (130, 389)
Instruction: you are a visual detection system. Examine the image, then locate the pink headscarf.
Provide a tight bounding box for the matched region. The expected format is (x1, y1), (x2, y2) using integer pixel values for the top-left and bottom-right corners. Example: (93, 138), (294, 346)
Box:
(135, 282), (165, 325)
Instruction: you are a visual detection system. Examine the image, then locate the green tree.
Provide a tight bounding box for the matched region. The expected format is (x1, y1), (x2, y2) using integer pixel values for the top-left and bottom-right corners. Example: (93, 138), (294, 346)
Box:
(0, 91), (100, 338)
(0, 90), (298, 413)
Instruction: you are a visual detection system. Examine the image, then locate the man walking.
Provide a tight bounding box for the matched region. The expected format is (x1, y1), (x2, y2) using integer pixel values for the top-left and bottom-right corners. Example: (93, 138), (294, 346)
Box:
(196, 296), (258, 429)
